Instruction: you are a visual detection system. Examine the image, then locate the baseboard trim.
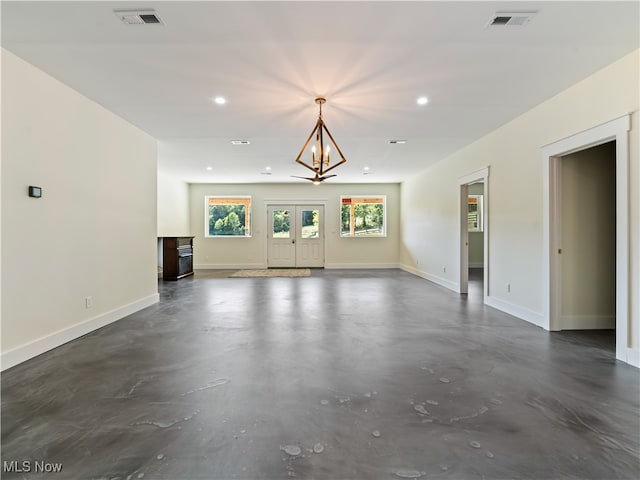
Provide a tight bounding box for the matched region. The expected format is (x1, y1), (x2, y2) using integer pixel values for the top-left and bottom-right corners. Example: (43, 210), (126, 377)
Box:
(1, 293), (159, 371)
(485, 296), (545, 328)
(400, 264), (458, 292)
(560, 315), (615, 330)
(325, 263), (399, 269)
(195, 263), (267, 270)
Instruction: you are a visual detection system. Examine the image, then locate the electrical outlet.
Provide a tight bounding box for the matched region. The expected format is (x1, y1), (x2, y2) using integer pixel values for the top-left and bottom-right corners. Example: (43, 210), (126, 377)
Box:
(85, 296), (93, 309)
(442, 266), (446, 273)
(506, 283), (511, 293)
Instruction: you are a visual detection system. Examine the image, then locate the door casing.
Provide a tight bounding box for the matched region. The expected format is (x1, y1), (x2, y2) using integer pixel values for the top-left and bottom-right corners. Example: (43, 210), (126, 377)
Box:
(458, 167), (490, 300)
(542, 114), (630, 364)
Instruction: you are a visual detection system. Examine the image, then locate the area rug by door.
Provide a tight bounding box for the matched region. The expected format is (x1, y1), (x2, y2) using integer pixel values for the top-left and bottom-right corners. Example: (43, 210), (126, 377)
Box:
(229, 269), (311, 278)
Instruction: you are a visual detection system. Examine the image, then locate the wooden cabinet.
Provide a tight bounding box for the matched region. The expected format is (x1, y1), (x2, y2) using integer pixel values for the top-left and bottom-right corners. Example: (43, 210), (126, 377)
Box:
(162, 237), (194, 280)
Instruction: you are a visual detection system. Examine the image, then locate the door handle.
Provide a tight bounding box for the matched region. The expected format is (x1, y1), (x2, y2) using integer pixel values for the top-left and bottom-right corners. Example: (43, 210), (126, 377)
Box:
(292, 239), (295, 244)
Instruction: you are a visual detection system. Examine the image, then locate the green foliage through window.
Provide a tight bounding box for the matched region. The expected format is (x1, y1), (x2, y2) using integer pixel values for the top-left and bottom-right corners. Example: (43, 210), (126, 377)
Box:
(272, 210), (290, 238)
(206, 197), (251, 237)
(341, 196), (386, 237)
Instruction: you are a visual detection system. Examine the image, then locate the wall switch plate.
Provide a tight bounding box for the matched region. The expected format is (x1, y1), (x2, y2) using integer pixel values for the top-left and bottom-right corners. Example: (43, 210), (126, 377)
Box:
(85, 296), (93, 309)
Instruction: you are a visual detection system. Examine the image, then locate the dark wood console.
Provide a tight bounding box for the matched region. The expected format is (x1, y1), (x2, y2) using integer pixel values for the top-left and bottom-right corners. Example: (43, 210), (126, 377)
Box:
(162, 237), (194, 280)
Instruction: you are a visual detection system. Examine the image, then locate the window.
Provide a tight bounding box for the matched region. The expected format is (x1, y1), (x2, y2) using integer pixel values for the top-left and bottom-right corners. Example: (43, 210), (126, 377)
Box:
(468, 195), (483, 232)
(341, 196), (386, 237)
(272, 209), (291, 238)
(205, 196), (251, 237)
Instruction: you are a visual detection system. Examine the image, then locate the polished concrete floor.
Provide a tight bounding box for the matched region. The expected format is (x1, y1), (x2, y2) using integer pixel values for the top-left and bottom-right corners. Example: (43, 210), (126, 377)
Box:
(2, 269), (638, 479)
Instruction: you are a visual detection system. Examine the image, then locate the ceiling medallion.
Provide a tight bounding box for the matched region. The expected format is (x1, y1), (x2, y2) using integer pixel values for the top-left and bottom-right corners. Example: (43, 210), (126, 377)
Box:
(292, 97), (347, 184)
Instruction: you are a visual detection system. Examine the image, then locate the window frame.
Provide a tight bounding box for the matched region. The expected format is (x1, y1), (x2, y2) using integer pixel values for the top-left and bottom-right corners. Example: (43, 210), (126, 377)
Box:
(204, 195), (252, 238)
(340, 195), (387, 238)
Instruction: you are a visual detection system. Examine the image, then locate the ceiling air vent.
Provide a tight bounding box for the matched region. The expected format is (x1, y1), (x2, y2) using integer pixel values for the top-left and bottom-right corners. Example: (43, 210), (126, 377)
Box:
(487, 11), (536, 27)
(114, 10), (163, 25)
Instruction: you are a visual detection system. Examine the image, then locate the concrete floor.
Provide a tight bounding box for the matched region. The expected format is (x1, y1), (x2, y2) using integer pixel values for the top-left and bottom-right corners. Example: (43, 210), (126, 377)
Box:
(2, 269), (639, 479)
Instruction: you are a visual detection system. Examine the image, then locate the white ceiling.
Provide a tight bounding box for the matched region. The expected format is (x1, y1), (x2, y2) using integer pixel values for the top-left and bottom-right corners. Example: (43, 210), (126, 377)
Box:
(2, 1), (638, 184)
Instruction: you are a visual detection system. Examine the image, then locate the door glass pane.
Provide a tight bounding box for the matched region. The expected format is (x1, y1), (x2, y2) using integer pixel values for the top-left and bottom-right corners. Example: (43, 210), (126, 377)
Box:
(300, 209), (319, 238)
(272, 209), (290, 238)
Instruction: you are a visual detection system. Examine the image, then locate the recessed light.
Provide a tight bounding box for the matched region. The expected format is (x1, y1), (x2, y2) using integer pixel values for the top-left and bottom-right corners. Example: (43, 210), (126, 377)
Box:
(417, 96), (428, 106)
(206, 166), (213, 171)
(265, 166), (271, 171)
(213, 96), (226, 105)
(389, 140), (407, 144)
(363, 166), (370, 171)
(231, 140), (250, 145)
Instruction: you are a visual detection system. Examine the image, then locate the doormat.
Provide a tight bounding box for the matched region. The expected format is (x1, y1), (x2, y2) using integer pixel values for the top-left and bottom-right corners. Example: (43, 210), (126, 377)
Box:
(229, 269), (311, 278)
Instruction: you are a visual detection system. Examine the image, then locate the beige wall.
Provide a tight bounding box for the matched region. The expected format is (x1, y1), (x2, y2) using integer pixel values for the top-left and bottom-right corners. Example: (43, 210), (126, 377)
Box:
(188, 183), (400, 268)
(1, 50), (158, 367)
(400, 50), (639, 356)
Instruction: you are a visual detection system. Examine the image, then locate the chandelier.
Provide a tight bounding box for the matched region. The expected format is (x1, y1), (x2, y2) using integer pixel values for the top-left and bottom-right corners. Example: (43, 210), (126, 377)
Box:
(292, 97), (347, 184)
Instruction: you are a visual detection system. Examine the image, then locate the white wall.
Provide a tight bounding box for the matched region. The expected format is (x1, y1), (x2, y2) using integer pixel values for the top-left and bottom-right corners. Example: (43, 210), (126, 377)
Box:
(561, 142), (616, 329)
(1, 50), (159, 369)
(189, 183), (400, 269)
(400, 50), (639, 357)
(158, 171), (191, 237)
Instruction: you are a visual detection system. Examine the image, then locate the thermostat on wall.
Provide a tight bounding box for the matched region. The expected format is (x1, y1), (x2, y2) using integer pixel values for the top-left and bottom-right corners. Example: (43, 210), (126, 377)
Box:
(28, 186), (42, 198)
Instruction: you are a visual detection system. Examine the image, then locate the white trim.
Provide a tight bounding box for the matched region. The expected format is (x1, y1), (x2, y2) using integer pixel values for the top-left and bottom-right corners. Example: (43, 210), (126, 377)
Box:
(195, 263), (267, 270)
(485, 296), (545, 328)
(542, 113), (631, 364)
(400, 264), (459, 292)
(626, 349), (640, 368)
(459, 183), (469, 294)
(458, 167), (490, 186)
(1, 293), (159, 371)
(560, 315), (616, 330)
(327, 262), (400, 270)
(469, 262), (484, 268)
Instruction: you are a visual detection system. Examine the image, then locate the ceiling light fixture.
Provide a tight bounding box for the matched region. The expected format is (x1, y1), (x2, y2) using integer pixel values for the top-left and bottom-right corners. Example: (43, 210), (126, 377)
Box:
(231, 140), (250, 145)
(292, 97), (347, 184)
(213, 96), (226, 105)
(389, 139), (407, 144)
(417, 96), (428, 106)
(206, 166), (213, 171)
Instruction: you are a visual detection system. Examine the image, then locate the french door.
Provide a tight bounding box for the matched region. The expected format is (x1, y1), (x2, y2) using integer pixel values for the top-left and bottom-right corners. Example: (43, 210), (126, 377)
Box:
(267, 205), (324, 268)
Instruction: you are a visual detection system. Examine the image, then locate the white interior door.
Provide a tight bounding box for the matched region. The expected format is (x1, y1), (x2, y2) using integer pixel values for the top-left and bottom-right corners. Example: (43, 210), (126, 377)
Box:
(296, 206), (324, 267)
(267, 206), (296, 267)
(267, 205), (324, 268)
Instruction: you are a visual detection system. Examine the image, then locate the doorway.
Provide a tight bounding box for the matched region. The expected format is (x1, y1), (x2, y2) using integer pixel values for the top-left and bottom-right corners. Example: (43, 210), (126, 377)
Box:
(559, 142), (616, 334)
(267, 205), (324, 268)
(458, 167), (489, 300)
(542, 114), (630, 364)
